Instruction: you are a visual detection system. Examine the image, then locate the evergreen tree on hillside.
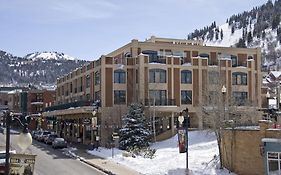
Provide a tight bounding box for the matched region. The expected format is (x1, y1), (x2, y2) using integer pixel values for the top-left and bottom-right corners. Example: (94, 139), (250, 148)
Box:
(272, 15), (281, 29)
(231, 25), (235, 34)
(236, 38), (247, 48)
(247, 31), (253, 43)
(119, 103), (151, 150)
(220, 29), (224, 40)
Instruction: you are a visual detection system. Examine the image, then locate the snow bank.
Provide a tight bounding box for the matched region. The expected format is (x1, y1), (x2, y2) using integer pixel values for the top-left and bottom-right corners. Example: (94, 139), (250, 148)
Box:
(87, 130), (236, 175)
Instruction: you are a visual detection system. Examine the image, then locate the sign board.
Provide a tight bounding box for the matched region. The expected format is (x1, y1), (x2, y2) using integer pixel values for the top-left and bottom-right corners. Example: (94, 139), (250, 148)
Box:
(91, 117), (97, 129)
(177, 128), (187, 153)
(83, 118), (91, 124)
(10, 153), (36, 175)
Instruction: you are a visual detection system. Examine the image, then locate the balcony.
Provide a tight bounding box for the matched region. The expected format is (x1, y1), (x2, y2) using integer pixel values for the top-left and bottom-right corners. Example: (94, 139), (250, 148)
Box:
(45, 100), (93, 112)
(144, 98), (176, 106)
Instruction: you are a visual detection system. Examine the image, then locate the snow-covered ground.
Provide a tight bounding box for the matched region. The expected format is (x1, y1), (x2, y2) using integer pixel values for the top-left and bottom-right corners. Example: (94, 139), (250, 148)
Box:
(87, 130), (235, 175)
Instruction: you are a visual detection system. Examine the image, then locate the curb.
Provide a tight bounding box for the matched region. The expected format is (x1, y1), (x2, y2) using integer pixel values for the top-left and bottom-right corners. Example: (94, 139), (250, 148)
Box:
(79, 157), (116, 175)
(66, 149), (116, 175)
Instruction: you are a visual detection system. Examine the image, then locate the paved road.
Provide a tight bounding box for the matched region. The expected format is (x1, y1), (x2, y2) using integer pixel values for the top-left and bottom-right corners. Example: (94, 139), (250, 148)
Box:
(0, 133), (106, 175)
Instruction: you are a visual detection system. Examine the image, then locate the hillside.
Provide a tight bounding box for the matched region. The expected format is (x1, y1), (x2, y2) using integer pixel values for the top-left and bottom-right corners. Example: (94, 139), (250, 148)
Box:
(0, 50), (88, 88)
(188, 0), (281, 70)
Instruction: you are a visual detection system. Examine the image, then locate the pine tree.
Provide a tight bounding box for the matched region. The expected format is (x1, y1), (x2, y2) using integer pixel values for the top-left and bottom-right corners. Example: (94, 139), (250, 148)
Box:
(236, 38), (247, 48)
(231, 25), (235, 34)
(119, 103), (151, 150)
(220, 29), (224, 40)
(247, 31), (253, 43)
(215, 30), (219, 40)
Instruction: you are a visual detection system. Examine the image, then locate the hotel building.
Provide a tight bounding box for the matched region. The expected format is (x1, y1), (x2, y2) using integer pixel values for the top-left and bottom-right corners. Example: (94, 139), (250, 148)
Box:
(43, 36), (262, 146)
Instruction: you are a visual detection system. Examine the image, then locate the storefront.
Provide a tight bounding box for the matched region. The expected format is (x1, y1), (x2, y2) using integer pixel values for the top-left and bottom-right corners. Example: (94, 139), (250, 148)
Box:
(42, 106), (100, 145)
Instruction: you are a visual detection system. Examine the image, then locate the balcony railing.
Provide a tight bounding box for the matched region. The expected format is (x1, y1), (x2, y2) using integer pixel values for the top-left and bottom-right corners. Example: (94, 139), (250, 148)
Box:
(45, 100), (92, 112)
(144, 98), (176, 106)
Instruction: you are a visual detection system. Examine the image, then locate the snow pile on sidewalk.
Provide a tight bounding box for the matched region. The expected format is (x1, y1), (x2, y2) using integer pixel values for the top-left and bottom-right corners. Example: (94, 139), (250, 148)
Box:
(87, 130), (235, 175)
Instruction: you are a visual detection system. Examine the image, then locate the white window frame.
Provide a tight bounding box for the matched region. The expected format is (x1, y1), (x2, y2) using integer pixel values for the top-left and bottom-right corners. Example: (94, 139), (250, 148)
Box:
(267, 152), (281, 175)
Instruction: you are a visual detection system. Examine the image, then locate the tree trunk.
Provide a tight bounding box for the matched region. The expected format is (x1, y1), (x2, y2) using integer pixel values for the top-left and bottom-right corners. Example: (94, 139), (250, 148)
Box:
(217, 130), (223, 169)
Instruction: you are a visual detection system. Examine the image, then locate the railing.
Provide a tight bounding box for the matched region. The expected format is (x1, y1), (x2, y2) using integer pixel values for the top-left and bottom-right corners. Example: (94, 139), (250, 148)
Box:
(144, 99), (176, 106)
(45, 100), (93, 112)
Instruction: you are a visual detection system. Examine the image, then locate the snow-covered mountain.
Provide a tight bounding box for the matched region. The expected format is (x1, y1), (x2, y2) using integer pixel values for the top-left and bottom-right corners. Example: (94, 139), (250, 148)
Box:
(24, 51), (76, 61)
(0, 50), (88, 87)
(188, 0), (281, 71)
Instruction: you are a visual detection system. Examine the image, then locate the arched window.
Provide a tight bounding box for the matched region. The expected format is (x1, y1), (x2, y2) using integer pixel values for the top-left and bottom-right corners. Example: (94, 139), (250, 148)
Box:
(149, 69), (166, 83)
(114, 69), (126, 83)
(232, 72), (247, 85)
(181, 70), (192, 84)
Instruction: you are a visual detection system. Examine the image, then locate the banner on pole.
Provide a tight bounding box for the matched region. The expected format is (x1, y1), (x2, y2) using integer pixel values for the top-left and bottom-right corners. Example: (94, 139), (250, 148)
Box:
(178, 128), (187, 153)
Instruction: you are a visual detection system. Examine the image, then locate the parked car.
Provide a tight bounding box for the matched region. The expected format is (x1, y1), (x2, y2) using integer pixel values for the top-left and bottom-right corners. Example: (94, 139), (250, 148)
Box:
(33, 130), (42, 140)
(37, 131), (51, 142)
(44, 134), (58, 144)
(0, 150), (16, 174)
(52, 138), (67, 149)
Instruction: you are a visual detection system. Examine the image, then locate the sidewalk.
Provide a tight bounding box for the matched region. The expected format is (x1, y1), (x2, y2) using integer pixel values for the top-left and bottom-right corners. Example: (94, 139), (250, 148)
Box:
(68, 143), (142, 175)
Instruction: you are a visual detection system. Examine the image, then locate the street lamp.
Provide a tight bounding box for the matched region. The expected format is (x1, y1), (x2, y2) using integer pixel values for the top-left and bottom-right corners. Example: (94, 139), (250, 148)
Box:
(266, 90), (271, 120)
(221, 85), (227, 121)
(4, 111), (32, 175)
(178, 107), (189, 173)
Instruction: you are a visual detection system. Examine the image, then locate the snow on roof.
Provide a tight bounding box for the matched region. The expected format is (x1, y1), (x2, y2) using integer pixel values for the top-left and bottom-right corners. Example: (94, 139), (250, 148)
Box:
(270, 71), (281, 78)
(262, 138), (281, 143)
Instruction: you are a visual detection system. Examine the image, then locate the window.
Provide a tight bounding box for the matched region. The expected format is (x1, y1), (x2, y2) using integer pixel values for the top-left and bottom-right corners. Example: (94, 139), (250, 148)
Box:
(232, 72), (247, 85)
(208, 71), (220, 84)
(181, 70), (192, 84)
(149, 90), (167, 105)
(80, 77), (83, 92)
(231, 55), (238, 67)
(267, 152), (281, 174)
(173, 51), (184, 58)
(86, 75), (90, 88)
(181, 90), (192, 104)
(94, 71), (100, 85)
(114, 90), (126, 104)
(94, 91), (100, 101)
(149, 69), (166, 83)
(233, 92), (248, 105)
(114, 70), (126, 83)
(143, 50), (166, 63)
(70, 83), (73, 93)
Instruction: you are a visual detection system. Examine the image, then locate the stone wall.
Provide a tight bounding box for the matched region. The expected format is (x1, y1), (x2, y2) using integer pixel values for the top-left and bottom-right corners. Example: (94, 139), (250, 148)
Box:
(221, 120), (281, 175)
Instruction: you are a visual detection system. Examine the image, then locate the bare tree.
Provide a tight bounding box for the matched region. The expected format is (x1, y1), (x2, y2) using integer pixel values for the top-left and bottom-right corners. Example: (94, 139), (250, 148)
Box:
(197, 66), (261, 170)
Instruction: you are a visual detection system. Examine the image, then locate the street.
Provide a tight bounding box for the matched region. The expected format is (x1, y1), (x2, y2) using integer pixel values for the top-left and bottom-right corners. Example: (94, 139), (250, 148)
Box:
(0, 133), (106, 175)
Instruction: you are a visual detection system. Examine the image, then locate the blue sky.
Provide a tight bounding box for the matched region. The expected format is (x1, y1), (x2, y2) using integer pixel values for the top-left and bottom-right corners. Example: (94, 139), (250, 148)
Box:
(0, 0), (268, 60)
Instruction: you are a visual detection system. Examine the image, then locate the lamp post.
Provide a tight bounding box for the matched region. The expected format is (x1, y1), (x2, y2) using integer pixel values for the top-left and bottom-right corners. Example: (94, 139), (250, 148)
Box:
(178, 107), (189, 173)
(221, 85), (227, 121)
(4, 111), (32, 175)
(266, 90), (270, 120)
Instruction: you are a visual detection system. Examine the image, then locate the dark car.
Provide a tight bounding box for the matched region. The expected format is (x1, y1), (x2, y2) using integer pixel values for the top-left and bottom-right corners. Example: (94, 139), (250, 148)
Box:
(52, 138), (67, 149)
(44, 134), (58, 144)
